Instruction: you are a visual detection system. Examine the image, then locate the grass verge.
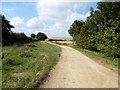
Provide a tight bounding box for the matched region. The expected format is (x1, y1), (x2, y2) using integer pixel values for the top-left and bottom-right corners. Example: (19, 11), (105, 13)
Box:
(2, 41), (61, 88)
(72, 46), (119, 69)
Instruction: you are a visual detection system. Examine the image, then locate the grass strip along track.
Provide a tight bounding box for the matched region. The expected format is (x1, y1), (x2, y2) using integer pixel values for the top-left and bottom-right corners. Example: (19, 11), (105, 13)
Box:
(73, 46), (119, 69)
(2, 41), (61, 88)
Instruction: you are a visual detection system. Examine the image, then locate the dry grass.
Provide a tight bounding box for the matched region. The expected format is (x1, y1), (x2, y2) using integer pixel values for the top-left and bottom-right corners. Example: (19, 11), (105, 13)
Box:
(47, 37), (73, 46)
(52, 41), (73, 44)
(48, 37), (73, 41)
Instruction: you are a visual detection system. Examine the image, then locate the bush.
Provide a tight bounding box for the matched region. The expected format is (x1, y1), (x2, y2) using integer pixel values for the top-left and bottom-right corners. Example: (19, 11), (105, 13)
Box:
(36, 32), (47, 41)
(31, 34), (36, 38)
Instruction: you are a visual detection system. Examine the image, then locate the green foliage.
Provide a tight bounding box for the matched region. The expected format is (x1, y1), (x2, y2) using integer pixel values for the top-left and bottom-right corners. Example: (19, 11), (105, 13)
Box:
(68, 20), (84, 37)
(36, 32), (48, 40)
(2, 42), (61, 88)
(68, 2), (120, 58)
(31, 34), (36, 38)
(3, 57), (21, 66)
(97, 2), (120, 21)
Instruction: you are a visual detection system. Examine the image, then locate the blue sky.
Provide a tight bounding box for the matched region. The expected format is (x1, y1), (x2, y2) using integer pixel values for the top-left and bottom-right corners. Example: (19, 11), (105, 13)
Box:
(2, 2), (38, 21)
(2, 1), (99, 37)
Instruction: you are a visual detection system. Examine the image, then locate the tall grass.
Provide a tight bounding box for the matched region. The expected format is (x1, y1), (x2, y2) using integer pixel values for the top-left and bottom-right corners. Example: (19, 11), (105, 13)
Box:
(2, 42), (61, 88)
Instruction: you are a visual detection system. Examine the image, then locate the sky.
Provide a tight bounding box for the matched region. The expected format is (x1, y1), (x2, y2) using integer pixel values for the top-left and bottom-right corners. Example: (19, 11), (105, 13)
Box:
(2, 0), (100, 37)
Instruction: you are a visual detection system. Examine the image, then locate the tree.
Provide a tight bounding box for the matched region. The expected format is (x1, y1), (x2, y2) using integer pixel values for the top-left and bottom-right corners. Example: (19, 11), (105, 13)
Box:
(1, 14), (14, 45)
(97, 2), (120, 21)
(68, 2), (120, 57)
(68, 20), (84, 37)
(36, 32), (47, 40)
(31, 34), (36, 38)
(1, 14), (34, 46)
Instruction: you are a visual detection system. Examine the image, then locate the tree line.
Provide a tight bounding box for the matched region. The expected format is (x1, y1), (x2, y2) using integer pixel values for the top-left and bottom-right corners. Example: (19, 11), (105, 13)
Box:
(68, 2), (120, 58)
(1, 14), (47, 46)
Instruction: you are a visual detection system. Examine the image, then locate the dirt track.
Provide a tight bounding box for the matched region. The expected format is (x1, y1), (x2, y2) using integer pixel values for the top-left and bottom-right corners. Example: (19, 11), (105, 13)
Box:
(40, 45), (118, 88)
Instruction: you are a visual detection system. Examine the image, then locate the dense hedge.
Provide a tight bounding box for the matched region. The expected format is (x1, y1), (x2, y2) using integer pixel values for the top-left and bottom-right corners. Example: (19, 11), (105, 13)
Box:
(1, 15), (48, 46)
(68, 2), (120, 58)
(48, 39), (66, 41)
(1, 15), (35, 46)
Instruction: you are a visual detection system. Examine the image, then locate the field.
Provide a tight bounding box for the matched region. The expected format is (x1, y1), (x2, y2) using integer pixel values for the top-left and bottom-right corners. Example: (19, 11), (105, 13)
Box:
(48, 37), (73, 41)
(48, 37), (73, 46)
(2, 42), (61, 88)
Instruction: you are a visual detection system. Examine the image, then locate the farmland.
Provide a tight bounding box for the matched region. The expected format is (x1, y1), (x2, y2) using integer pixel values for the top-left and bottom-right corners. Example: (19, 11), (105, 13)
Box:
(48, 37), (73, 46)
(48, 37), (73, 41)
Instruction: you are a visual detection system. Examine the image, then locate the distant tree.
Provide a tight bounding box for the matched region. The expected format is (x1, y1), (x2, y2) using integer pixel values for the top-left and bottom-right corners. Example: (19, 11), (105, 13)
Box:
(36, 32), (47, 40)
(31, 34), (36, 38)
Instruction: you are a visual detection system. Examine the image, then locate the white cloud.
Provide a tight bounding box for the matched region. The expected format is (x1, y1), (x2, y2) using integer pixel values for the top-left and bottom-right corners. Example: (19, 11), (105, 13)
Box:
(66, 11), (91, 23)
(85, 11), (91, 18)
(26, 17), (44, 29)
(47, 14), (89, 37)
(37, 0), (89, 22)
(9, 17), (24, 26)
(36, 0), (92, 37)
(42, 24), (71, 37)
(9, 0), (93, 37)
(38, 11), (90, 37)
(10, 17), (45, 36)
